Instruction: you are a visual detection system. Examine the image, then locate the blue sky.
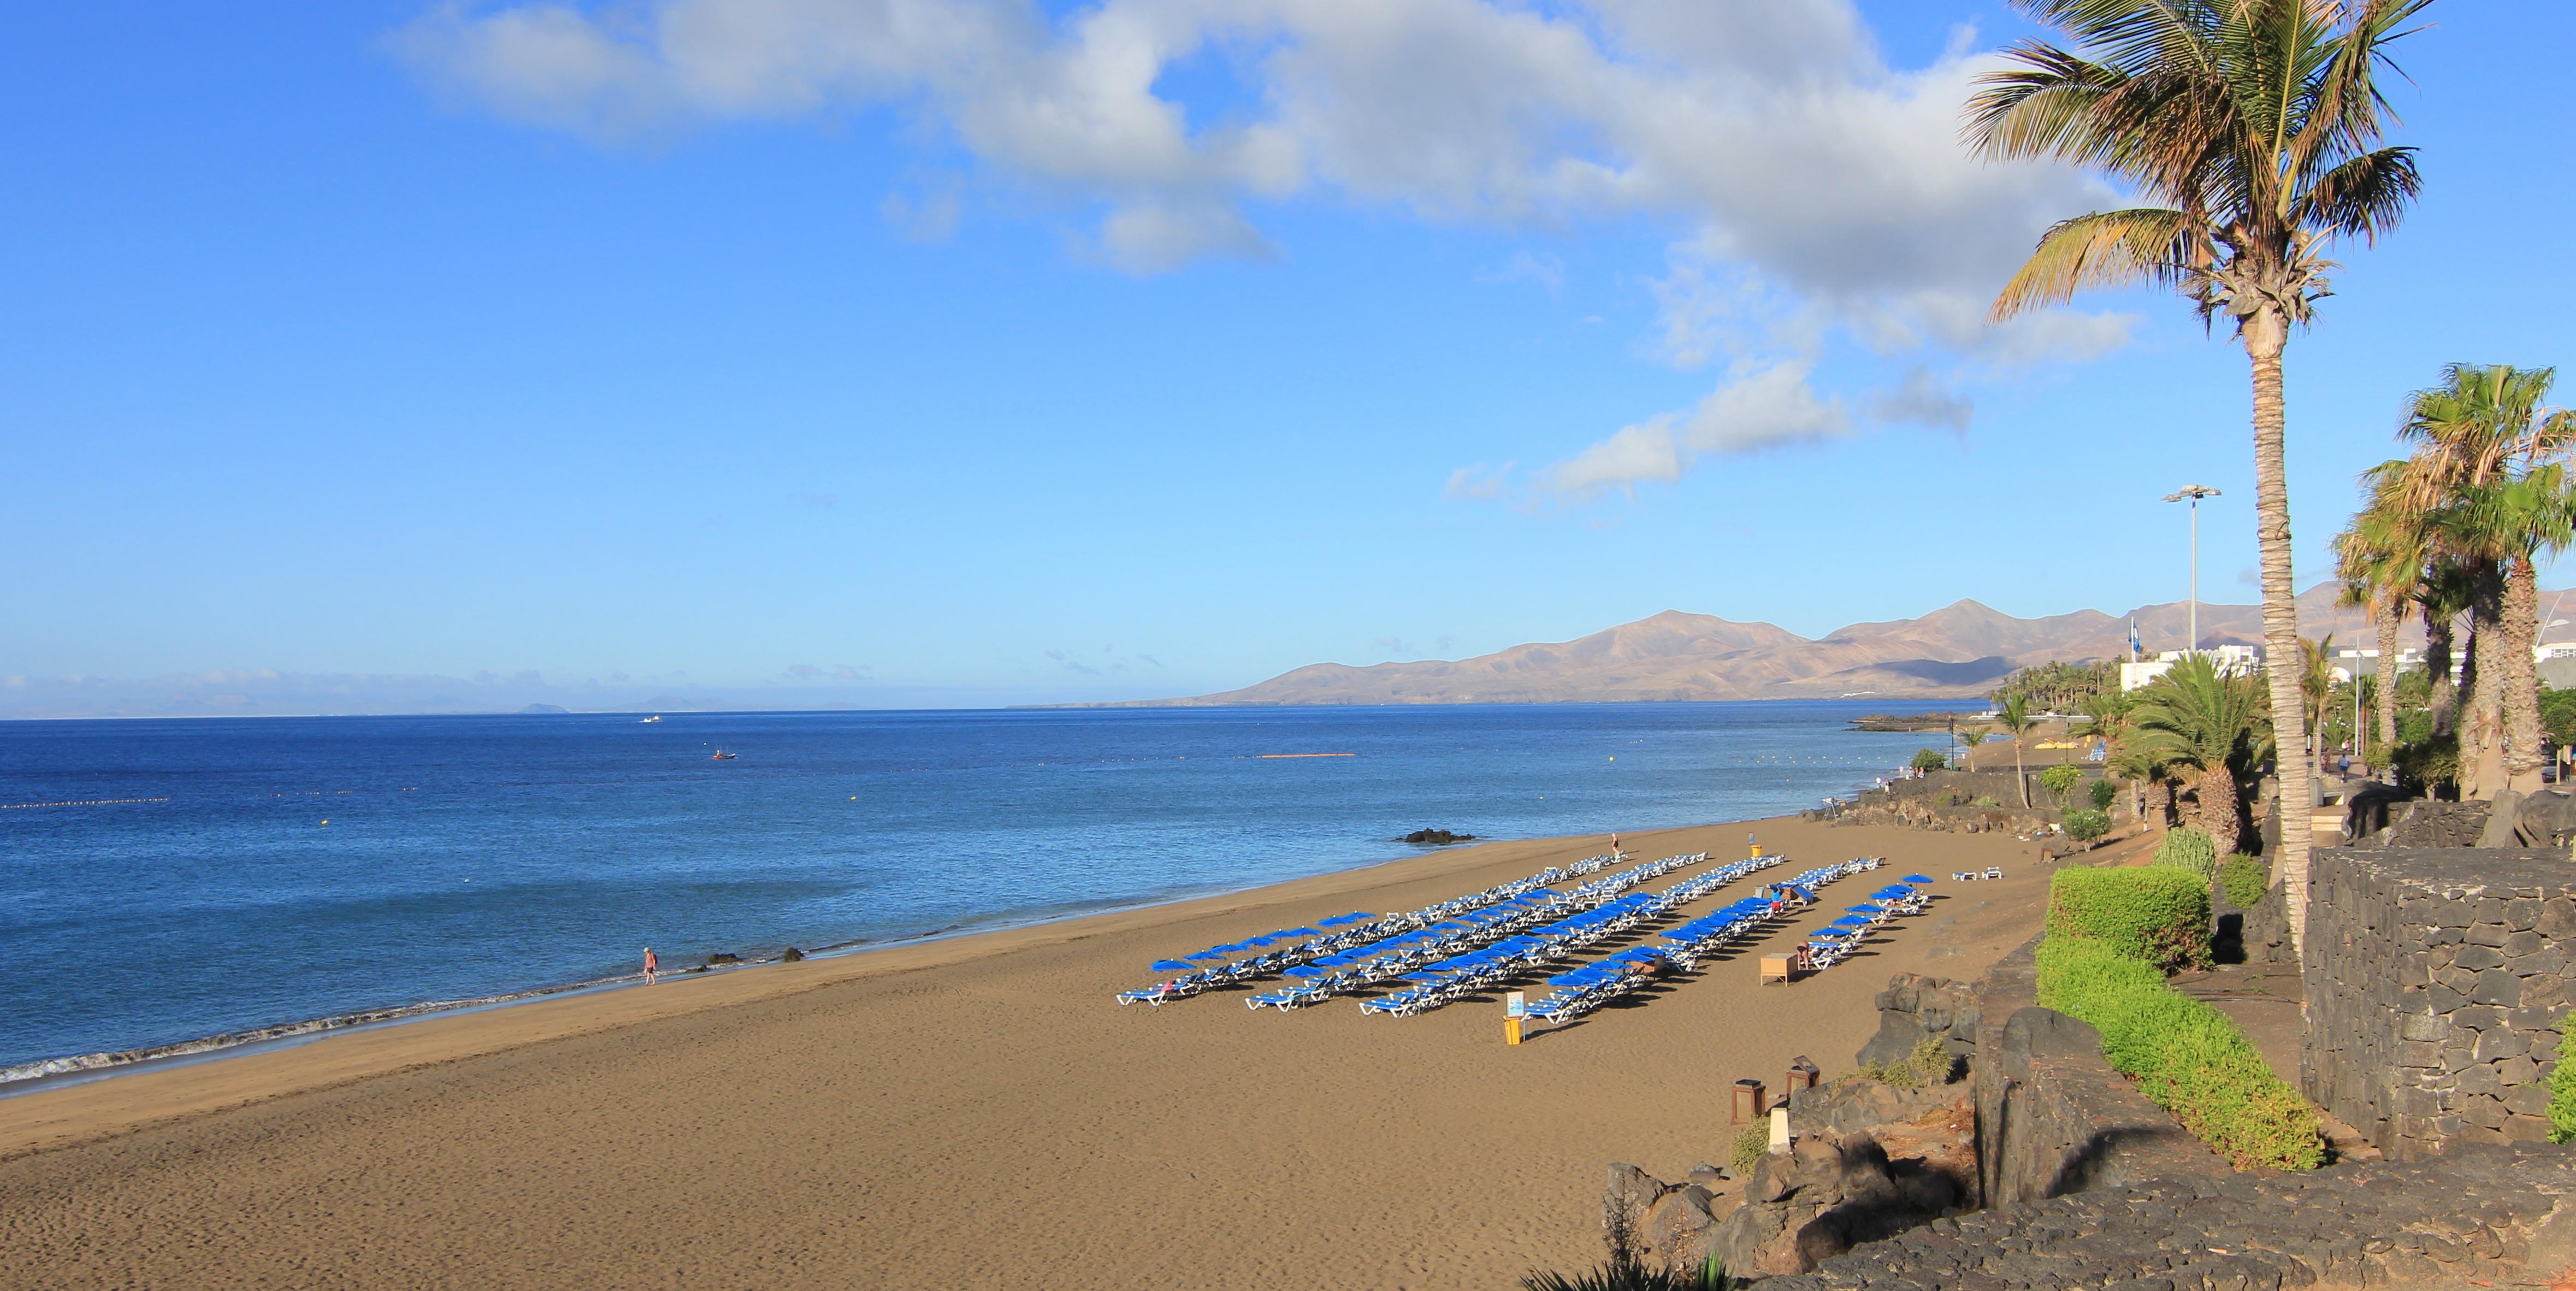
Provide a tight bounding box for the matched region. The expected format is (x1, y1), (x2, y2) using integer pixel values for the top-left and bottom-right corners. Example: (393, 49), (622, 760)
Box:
(5, 1), (2572, 714)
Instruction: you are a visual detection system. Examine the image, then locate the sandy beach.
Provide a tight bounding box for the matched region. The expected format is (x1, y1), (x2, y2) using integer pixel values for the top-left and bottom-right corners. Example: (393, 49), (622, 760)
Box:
(0, 816), (2052, 1290)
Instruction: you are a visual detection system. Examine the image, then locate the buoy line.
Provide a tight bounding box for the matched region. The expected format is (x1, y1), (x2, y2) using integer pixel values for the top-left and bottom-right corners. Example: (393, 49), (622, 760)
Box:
(2, 797), (172, 810)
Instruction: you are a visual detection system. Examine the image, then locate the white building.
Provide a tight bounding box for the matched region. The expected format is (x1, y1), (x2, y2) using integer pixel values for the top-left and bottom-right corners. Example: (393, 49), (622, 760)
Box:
(2119, 645), (2264, 693)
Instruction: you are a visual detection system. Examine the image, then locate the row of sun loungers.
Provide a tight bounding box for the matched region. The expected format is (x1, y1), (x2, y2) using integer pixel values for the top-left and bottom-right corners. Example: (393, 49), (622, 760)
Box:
(1349, 852), (1775, 1019)
(1225, 853), (1713, 1012)
(1795, 874), (1935, 971)
(1114, 850), (1646, 1006)
(1248, 853), (1719, 1012)
(1520, 858), (1904, 1024)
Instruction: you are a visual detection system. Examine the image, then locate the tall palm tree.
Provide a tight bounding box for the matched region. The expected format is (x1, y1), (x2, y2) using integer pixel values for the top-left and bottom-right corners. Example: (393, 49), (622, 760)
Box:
(2382, 366), (2576, 795)
(2130, 656), (2272, 857)
(2107, 740), (2177, 828)
(1965, 0), (2429, 956)
(1996, 693), (2039, 807)
(2299, 632), (2339, 768)
(2437, 466), (2576, 793)
(2333, 491), (2422, 770)
(2416, 557), (2475, 738)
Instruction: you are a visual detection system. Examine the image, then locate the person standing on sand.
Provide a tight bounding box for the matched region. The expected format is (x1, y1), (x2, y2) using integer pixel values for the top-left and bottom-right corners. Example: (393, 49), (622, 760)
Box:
(1609, 830), (1620, 857)
(642, 947), (658, 985)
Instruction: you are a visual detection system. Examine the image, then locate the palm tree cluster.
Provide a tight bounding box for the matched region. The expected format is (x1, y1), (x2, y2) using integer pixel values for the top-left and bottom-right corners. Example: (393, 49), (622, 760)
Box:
(2333, 365), (2576, 799)
(1966, 0), (2431, 958)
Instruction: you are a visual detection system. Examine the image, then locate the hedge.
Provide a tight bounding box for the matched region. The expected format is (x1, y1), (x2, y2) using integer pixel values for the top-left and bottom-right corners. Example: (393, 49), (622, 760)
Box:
(2046, 866), (2212, 972)
(2553, 1051), (2576, 1145)
(2218, 853), (2268, 911)
(2061, 808), (2111, 843)
(2152, 827), (2218, 881)
(2035, 935), (2323, 1170)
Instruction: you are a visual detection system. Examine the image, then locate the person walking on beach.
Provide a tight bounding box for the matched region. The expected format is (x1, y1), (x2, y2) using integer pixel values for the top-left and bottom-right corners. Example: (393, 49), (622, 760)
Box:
(642, 946), (659, 985)
(1609, 830), (1620, 857)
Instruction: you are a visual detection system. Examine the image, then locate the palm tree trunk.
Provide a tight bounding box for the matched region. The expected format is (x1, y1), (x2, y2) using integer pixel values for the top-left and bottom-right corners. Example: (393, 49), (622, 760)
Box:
(2374, 603), (2401, 776)
(2014, 738), (2028, 808)
(2427, 613), (2459, 737)
(2463, 566), (2508, 799)
(2146, 778), (2173, 828)
(2196, 762), (2242, 857)
(2506, 554), (2547, 793)
(2245, 314), (2311, 957)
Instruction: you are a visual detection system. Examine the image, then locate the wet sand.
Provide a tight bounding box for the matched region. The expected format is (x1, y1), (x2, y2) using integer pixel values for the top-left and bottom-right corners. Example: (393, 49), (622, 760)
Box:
(0, 816), (2053, 1290)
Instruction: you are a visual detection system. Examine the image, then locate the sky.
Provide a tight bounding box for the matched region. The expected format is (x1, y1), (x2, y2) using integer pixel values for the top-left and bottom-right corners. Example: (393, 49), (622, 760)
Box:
(5, 1), (2574, 715)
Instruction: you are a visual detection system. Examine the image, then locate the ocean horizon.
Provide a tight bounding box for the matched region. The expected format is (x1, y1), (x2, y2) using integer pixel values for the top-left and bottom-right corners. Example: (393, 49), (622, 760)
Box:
(0, 700), (1957, 1072)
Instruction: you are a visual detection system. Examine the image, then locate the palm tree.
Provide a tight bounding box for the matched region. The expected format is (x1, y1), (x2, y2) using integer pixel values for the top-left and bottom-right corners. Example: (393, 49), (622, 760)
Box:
(2129, 656), (2272, 857)
(1965, 0), (2429, 957)
(2333, 492), (2423, 771)
(2416, 557), (2475, 738)
(2299, 633), (2339, 769)
(2436, 466), (2576, 793)
(2107, 740), (2177, 828)
(1996, 693), (2039, 808)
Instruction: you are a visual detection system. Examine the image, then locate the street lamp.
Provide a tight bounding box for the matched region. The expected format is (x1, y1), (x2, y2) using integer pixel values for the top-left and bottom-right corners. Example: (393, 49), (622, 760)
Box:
(2163, 485), (2222, 653)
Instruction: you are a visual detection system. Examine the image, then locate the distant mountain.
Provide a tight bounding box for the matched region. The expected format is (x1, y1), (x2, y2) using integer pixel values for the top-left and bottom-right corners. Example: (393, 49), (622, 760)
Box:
(1083, 583), (2562, 708)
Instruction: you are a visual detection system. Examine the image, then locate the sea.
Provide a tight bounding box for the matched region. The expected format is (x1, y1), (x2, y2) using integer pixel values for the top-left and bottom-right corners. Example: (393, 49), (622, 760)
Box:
(0, 701), (1954, 1074)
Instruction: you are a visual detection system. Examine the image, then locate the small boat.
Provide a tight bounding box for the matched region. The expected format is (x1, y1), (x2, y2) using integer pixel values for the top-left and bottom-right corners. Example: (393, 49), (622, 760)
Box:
(640, 715), (662, 723)
(710, 750), (737, 761)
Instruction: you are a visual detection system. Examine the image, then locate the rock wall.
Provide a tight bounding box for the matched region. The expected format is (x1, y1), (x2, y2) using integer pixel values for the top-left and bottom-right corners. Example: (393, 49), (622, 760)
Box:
(2303, 845), (2576, 1158)
(1967, 937), (2228, 1206)
(1852, 972), (1977, 1072)
(1764, 1141), (2576, 1291)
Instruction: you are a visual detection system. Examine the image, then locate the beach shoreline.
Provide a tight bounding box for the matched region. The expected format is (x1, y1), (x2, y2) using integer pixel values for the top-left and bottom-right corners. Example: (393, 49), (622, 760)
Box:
(0, 812), (2055, 1290)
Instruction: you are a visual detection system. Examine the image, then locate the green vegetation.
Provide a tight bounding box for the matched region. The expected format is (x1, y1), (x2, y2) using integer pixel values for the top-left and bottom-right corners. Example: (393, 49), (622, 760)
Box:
(2551, 1052), (2576, 1145)
(2045, 866), (2211, 973)
(2061, 808), (2111, 844)
(2035, 935), (2323, 1171)
(2087, 777), (2117, 812)
(1989, 660), (2119, 714)
(2219, 854), (2270, 911)
(1910, 748), (1948, 771)
(1729, 1124), (1770, 1178)
(1859, 1037), (1958, 1089)
(2127, 657), (2271, 858)
(1525, 1200), (1727, 1291)
(2150, 827), (2219, 882)
(2038, 764), (2085, 798)
(2543, 687), (2576, 750)
(1971, 795), (2001, 809)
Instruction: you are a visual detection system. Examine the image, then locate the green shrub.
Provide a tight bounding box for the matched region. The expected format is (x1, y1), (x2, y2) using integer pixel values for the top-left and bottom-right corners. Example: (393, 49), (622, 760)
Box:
(2039, 764), (2085, 798)
(1911, 748), (1948, 771)
(2088, 777), (2118, 811)
(2552, 1051), (2576, 1145)
(1972, 794), (2002, 809)
(1729, 1124), (1769, 1177)
(1521, 1257), (1725, 1291)
(2046, 866), (2212, 972)
(2062, 809), (2111, 843)
(1933, 791), (1955, 807)
(2152, 827), (2219, 880)
(2218, 853), (2268, 910)
(2036, 936), (2323, 1170)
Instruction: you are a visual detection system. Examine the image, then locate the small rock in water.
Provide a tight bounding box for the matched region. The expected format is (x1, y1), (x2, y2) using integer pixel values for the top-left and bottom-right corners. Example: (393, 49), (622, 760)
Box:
(780, 947), (806, 963)
(1401, 828), (1476, 845)
(705, 952), (742, 966)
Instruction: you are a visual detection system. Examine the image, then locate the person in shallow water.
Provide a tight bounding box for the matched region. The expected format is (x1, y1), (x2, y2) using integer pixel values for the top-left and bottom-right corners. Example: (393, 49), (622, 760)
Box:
(642, 947), (658, 985)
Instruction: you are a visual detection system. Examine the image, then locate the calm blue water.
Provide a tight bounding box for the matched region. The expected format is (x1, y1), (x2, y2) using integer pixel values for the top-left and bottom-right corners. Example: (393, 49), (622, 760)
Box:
(0, 702), (1949, 1069)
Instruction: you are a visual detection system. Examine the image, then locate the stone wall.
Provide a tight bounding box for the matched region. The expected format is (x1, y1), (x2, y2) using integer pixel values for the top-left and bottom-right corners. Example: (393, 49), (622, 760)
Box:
(1764, 1141), (2576, 1291)
(2302, 845), (2576, 1158)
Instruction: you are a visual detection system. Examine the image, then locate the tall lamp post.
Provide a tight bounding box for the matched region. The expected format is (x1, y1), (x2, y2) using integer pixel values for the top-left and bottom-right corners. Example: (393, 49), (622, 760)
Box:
(2163, 485), (2222, 654)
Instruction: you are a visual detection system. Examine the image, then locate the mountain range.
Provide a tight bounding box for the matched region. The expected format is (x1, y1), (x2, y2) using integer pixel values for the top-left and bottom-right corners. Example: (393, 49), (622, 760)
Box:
(1096, 583), (2558, 707)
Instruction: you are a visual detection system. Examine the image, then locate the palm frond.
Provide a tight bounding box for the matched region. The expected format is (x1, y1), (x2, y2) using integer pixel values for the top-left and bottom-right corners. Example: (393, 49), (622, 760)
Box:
(2294, 146), (2419, 243)
(1991, 207), (2197, 321)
